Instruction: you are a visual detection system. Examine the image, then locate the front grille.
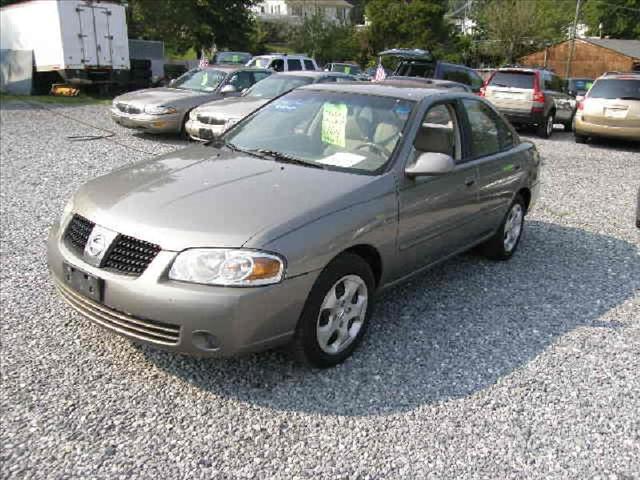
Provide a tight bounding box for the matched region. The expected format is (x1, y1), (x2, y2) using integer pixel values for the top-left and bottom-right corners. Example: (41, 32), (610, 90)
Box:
(65, 214), (95, 252)
(116, 103), (142, 114)
(56, 279), (180, 345)
(103, 234), (161, 276)
(63, 214), (161, 277)
(197, 114), (225, 125)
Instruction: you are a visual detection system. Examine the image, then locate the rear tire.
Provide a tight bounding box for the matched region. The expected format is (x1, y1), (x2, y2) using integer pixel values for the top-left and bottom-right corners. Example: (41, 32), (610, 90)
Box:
(536, 112), (554, 138)
(291, 253), (375, 368)
(480, 194), (526, 261)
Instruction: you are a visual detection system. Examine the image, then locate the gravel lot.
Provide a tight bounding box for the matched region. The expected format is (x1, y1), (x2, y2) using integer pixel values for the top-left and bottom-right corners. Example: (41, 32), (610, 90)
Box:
(1, 99), (639, 480)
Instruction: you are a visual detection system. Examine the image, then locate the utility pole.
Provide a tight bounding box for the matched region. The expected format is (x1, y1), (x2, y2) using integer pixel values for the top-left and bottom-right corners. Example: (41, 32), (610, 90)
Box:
(565, 0), (582, 79)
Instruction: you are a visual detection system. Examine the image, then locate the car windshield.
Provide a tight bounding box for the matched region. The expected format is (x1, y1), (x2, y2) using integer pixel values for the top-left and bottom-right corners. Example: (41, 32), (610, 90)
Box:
(216, 52), (251, 64)
(331, 64), (361, 75)
(225, 90), (415, 173)
(247, 57), (271, 68)
(570, 79), (593, 92)
(588, 79), (640, 100)
(490, 72), (535, 89)
(245, 75), (313, 99)
(172, 69), (226, 92)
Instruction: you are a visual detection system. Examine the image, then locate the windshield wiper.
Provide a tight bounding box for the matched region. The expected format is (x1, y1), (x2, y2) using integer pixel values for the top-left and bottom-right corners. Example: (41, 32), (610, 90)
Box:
(253, 149), (325, 169)
(207, 140), (266, 159)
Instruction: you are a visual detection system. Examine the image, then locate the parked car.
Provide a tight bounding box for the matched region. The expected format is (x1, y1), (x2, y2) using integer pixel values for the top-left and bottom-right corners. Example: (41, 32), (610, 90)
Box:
(213, 51), (252, 65)
(574, 73), (640, 143)
(637, 187), (640, 229)
(110, 66), (271, 135)
(247, 54), (318, 72)
(481, 67), (574, 138)
(324, 62), (369, 81)
(566, 77), (594, 102)
(186, 71), (356, 141)
(382, 77), (472, 92)
(379, 49), (484, 93)
(49, 83), (541, 367)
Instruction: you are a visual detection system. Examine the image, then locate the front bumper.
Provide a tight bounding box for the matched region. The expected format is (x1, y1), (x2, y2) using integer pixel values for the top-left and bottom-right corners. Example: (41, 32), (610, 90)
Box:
(47, 220), (317, 357)
(575, 116), (640, 141)
(110, 108), (184, 134)
(185, 118), (226, 141)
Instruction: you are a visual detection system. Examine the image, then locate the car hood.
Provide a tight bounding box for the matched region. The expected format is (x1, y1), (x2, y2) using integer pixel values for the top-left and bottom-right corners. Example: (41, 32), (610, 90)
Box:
(193, 96), (269, 120)
(73, 145), (388, 251)
(115, 87), (211, 107)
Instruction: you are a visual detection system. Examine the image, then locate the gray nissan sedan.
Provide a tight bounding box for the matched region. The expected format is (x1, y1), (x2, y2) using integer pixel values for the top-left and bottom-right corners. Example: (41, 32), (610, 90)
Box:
(110, 66), (271, 135)
(49, 83), (541, 367)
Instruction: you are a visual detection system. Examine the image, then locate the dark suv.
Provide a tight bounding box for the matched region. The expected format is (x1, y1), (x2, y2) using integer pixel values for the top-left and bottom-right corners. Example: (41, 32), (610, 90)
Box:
(379, 49), (484, 93)
(482, 67), (574, 138)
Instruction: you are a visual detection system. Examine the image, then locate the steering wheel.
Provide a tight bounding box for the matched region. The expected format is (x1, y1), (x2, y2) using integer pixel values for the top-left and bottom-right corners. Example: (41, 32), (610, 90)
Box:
(354, 142), (392, 158)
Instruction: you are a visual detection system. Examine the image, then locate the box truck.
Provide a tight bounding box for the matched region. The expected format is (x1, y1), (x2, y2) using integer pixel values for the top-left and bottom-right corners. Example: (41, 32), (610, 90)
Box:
(0, 0), (130, 93)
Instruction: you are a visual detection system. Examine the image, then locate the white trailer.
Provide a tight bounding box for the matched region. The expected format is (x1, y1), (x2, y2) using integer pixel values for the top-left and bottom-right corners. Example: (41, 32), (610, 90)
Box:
(0, 0), (129, 91)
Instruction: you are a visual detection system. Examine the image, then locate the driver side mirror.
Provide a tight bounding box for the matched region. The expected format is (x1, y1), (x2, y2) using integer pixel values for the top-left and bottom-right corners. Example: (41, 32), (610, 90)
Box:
(405, 152), (455, 178)
(220, 84), (238, 94)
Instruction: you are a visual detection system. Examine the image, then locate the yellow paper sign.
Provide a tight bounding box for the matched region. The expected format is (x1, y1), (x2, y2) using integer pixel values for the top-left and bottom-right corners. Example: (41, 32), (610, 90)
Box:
(321, 103), (348, 148)
(345, 66), (351, 74)
(232, 55), (240, 62)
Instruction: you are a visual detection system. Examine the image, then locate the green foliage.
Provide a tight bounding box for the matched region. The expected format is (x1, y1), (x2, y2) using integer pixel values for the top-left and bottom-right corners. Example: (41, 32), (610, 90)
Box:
(128, 0), (258, 55)
(290, 14), (360, 65)
(364, 0), (457, 57)
(583, 0), (640, 39)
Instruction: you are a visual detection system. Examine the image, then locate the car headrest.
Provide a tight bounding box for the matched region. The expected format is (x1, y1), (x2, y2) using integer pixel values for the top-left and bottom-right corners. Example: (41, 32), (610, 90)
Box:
(414, 124), (454, 156)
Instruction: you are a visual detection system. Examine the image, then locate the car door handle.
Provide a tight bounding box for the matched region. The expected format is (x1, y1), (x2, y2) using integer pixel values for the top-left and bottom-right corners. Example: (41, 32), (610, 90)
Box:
(465, 177), (475, 187)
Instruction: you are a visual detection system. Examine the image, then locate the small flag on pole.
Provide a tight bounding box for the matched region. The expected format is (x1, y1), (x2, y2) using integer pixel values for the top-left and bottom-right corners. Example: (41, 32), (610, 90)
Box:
(199, 50), (209, 69)
(373, 59), (386, 82)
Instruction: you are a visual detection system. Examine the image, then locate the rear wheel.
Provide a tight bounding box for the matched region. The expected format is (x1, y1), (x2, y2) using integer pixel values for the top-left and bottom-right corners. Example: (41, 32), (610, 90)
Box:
(480, 194), (526, 261)
(536, 112), (554, 138)
(291, 253), (375, 368)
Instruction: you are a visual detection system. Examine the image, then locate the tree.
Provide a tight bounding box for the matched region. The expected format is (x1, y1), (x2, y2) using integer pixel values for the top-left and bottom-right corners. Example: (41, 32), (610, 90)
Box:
(127, 0), (258, 56)
(364, 0), (457, 58)
(291, 13), (359, 65)
(583, 0), (640, 39)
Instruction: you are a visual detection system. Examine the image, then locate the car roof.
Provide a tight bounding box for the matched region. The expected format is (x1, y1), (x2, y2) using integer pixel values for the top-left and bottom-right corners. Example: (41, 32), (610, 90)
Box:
(203, 66), (268, 73)
(596, 73), (640, 80)
(299, 82), (462, 101)
(254, 54), (313, 59)
(274, 71), (346, 78)
(384, 76), (470, 90)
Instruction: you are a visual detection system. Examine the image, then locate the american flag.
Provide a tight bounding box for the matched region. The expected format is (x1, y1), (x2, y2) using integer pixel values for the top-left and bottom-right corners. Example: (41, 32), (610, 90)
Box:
(199, 50), (209, 69)
(373, 63), (386, 82)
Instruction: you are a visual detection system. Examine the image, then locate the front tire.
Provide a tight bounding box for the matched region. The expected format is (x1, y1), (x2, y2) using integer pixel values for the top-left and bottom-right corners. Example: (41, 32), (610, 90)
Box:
(291, 253), (375, 368)
(480, 194), (526, 261)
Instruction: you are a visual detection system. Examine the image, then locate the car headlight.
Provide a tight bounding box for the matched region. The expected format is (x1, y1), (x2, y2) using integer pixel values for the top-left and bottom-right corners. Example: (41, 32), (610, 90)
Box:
(189, 109), (199, 121)
(112, 99), (118, 108)
(144, 105), (177, 115)
(169, 249), (285, 287)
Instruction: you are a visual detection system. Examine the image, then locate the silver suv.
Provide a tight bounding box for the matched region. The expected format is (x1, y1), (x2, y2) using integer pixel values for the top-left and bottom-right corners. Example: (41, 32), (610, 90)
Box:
(482, 67), (574, 138)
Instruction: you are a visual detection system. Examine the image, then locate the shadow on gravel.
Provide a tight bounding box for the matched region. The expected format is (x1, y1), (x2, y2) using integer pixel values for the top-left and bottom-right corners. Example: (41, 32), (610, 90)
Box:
(520, 129), (640, 154)
(140, 220), (640, 416)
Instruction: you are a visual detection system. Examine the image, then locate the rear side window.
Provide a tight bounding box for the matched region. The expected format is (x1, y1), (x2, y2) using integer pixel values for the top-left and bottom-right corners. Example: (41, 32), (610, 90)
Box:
(490, 72), (535, 89)
(461, 99), (514, 158)
(304, 59), (315, 71)
(441, 66), (471, 86)
(588, 79), (640, 99)
(270, 59), (285, 72)
(396, 62), (436, 78)
(288, 59), (302, 71)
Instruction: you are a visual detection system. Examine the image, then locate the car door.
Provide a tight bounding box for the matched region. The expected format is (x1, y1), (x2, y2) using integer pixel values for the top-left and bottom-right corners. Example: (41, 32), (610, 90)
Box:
(459, 98), (527, 233)
(397, 100), (480, 271)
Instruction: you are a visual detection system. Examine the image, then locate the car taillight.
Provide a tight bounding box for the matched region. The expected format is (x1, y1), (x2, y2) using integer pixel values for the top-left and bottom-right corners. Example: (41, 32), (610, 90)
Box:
(533, 90), (545, 103)
(532, 73), (545, 112)
(479, 85), (486, 97)
(577, 99), (584, 111)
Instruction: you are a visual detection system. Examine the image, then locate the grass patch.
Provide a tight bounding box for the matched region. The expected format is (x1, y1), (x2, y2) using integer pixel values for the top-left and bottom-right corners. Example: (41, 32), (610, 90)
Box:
(0, 92), (112, 106)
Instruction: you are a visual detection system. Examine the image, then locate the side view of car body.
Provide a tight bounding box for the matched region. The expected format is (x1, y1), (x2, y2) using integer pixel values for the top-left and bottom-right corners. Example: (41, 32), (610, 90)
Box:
(380, 49), (484, 93)
(49, 84), (541, 367)
(382, 77), (472, 93)
(186, 71), (356, 141)
(574, 73), (640, 143)
(247, 54), (318, 72)
(482, 67), (574, 138)
(110, 66), (272, 135)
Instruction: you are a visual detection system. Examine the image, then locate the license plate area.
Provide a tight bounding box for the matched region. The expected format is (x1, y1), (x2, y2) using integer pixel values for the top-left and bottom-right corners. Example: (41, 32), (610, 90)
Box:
(62, 262), (104, 302)
(605, 108), (627, 119)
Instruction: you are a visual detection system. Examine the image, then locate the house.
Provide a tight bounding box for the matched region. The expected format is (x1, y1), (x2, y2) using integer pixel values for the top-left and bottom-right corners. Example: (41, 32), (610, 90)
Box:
(252, 0), (353, 24)
(519, 38), (640, 78)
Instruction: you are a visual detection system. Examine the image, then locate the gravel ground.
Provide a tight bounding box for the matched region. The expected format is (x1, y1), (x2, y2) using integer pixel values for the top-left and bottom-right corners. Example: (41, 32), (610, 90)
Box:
(1, 99), (639, 480)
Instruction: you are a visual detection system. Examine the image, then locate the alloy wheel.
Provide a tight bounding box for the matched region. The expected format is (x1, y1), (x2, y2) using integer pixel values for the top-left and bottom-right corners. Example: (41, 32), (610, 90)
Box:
(503, 203), (524, 252)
